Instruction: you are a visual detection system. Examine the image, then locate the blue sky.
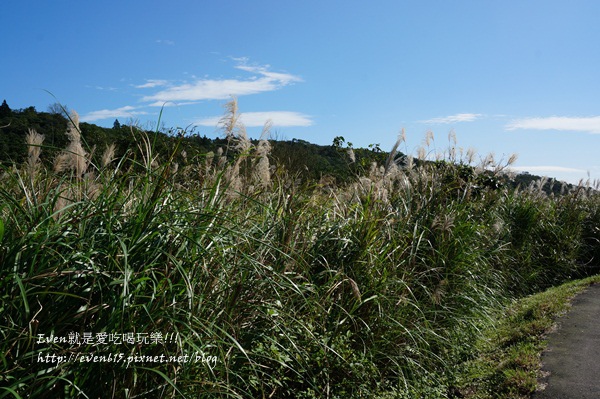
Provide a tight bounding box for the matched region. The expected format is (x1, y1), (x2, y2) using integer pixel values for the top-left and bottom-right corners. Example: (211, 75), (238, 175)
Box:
(2, 1), (600, 184)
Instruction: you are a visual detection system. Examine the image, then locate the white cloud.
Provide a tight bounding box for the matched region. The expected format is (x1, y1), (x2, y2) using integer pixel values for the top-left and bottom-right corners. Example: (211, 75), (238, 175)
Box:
(140, 63), (301, 103)
(146, 101), (199, 108)
(81, 106), (147, 122)
(194, 111), (313, 128)
(141, 79), (271, 102)
(506, 116), (600, 134)
(156, 39), (175, 46)
(85, 85), (118, 91)
(510, 165), (587, 174)
(135, 79), (169, 89)
(235, 64), (301, 85)
(422, 113), (482, 124)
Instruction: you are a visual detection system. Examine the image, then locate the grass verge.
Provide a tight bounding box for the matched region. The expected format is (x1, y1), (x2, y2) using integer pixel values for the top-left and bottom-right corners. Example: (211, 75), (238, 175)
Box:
(454, 274), (600, 399)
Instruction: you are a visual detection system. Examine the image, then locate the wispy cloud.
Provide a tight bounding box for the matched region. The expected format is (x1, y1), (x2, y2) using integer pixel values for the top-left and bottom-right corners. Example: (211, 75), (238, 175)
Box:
(140, 63), (302, 103)
(506, 116), (600, 134)
(84, 60), (307, 124)
(146, 101), (198, 107)
(86, 85), (118, 91)
(81, 106), (147, 122)
(235, 64), (301, 85)
(511, 165), (587, 174)
(421, 113), (482, 124)
(134, 79), (169, 89)
(156, 39), (175, 46)
(194, 111), (313, 128)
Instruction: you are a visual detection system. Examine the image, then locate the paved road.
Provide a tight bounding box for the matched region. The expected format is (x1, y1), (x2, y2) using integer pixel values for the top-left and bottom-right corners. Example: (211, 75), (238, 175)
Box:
(533, 284), (600, 399)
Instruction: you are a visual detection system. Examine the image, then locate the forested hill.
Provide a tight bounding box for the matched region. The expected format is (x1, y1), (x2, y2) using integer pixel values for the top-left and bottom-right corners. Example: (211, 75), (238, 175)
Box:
(0, 99), (575, 193)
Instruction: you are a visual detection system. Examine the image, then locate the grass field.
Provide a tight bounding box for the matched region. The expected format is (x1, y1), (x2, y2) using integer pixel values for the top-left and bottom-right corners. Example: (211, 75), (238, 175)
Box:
(1, 101), (599, 398)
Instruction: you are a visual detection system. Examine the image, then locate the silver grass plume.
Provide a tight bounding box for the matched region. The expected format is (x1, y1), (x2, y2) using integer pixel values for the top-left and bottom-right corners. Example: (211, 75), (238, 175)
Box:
(405, 155), (414, 170)
(425, 130), (434, 147)
(67, 111), (87, 176)
(384, 129), (404, 176)
(26, 128), (44, 174)
(218, 97), (245, 149)
(216, 147), (227, 169)
(482, 153), (495, 169)
(347, 147), (356, 163)
(225, 162), (242, 195)
(220, 98), (239, 139)
(448, 145), (456, 162)
(368, 162), (378, 180)
(466, 148), (476, 164)
(399, 128), (406, 144)
(102, 143), (116, 167)
(255, 120), (273, 189)
(235, 124), (252, 154)
(205, 151), (215, 171)
(448, 129), (457, 145)
(55, 110), (89, 177)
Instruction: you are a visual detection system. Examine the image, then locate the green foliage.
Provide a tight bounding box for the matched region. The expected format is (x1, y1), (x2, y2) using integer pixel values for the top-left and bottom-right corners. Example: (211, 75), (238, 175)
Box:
(0, 102), (599, 398)
(0, 108), (67, 165)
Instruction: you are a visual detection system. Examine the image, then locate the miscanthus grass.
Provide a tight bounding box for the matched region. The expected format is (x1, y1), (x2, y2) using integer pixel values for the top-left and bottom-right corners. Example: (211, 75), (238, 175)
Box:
(0, 101), (599, 398)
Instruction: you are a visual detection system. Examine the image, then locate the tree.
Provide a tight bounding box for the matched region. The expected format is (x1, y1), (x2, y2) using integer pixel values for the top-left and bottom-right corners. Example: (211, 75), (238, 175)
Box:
(0, 100), (11, 117)
(23, 106), (36, 115)
(113, 119), (121, 130)
(47, 102), (69, 116)
(332, 136), (346, 149)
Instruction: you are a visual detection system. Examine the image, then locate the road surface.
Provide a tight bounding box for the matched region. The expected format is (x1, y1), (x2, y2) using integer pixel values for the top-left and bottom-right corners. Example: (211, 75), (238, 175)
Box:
(533, 283), (600, 398)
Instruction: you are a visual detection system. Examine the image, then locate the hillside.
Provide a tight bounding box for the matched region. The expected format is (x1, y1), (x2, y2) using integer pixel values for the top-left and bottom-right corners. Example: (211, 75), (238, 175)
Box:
(0, 100), (579, 195)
